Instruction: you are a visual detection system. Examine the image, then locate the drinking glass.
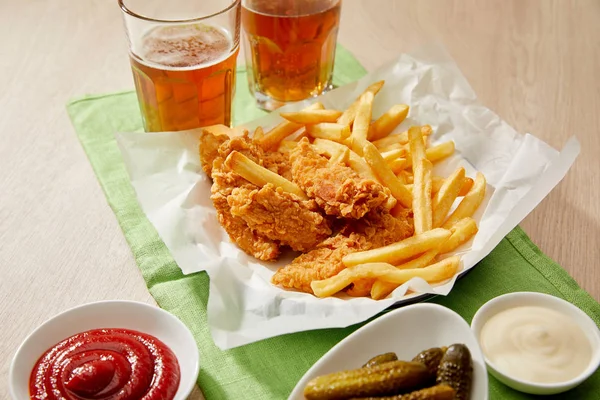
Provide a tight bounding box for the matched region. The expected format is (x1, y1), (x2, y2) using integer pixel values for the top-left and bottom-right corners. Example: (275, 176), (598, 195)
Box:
(241, 0), (342, 110)
(119, 0), (241, 132)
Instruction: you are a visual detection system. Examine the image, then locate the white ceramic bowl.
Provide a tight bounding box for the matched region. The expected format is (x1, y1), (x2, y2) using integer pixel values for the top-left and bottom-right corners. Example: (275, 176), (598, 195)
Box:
(471, 291), (600, 395)
(289, 303), (489, 399)
(9, 300), (199, 400)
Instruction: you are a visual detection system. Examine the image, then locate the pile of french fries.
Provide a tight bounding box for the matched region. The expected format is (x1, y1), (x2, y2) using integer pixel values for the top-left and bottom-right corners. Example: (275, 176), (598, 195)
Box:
(225, 80), (486, 300)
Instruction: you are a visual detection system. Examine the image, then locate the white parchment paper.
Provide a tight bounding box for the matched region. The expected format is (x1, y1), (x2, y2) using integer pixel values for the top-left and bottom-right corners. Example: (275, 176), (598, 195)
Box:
(116, 45), (579, 349)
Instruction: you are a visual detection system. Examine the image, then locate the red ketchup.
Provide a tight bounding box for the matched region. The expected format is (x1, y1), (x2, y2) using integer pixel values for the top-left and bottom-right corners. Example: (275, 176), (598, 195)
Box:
(29, 328), (180, 400)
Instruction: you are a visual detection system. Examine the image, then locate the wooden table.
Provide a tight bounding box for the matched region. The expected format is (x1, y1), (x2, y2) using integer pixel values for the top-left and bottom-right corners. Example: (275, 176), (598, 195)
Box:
(1, 1), (598, 398)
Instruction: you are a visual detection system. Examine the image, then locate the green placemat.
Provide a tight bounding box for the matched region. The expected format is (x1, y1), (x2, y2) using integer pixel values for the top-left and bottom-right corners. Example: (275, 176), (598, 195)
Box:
(67, 46), (600, 400)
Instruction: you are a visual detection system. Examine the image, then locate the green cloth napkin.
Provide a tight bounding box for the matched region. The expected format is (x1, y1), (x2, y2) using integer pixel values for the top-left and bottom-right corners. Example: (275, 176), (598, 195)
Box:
(67, 45), (600, 400)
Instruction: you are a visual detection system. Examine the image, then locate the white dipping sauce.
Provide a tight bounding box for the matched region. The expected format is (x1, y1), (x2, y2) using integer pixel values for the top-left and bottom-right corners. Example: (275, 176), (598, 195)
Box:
(480, 306), (591, 384)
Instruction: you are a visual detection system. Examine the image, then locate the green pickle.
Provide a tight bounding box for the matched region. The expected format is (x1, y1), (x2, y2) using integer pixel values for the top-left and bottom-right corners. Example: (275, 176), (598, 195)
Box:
(303, 360), (430, 400)
(436, 344), (473, 400)
(362, 352), (399, 368)
(349, 384), (456, 399)
(411, 347), (446, 377)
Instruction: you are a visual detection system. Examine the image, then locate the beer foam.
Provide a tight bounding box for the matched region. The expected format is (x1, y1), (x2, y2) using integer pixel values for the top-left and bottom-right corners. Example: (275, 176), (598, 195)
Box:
(134, 24), (234, 70)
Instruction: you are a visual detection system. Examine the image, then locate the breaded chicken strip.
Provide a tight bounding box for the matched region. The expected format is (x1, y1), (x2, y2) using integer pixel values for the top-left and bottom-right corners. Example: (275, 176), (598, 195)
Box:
(210, 134), (328, 259)
(271, 234), (363, 293)
(211, 158), (280, 261)
(290, 139), (393, 219)
(272, 209), (413, 294)
(228, 184), (331, 252)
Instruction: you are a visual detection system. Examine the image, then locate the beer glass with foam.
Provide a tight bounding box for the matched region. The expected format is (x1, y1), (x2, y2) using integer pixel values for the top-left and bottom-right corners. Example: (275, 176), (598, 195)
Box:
(119, 0), (241, 131)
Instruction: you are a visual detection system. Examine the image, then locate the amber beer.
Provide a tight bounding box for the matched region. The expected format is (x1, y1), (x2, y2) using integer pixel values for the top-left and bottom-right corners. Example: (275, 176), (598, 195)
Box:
(130, 24), (238, 132)
(242, 0), (341, 109)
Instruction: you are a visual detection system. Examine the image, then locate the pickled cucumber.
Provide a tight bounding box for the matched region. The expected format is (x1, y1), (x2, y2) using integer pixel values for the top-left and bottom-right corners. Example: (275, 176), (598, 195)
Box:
(303, 360), (430, 400)
(350, 384), (455, 399)
(436, 344), (473, 400)
(363, 352), (399, 368)
(412, 347), (446, 377)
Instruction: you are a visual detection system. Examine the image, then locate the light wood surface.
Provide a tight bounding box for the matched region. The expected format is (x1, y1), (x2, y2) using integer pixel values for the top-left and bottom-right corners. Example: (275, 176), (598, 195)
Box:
(1, 1), (598, 398)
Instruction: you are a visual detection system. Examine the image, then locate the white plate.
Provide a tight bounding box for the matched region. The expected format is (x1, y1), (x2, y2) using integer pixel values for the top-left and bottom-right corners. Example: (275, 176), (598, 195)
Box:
(9, 300), (199, 400)
(289, 303), (488, 399)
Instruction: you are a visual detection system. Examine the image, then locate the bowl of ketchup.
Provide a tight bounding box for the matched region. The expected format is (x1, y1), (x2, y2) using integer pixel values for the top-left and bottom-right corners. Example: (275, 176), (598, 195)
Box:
(9, 300), (199, 400)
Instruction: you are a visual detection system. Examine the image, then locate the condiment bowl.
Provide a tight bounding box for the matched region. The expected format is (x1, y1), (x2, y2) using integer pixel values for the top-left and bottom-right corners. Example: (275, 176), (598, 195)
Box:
(289, 303), (489, 399)
(471, 291), (600, 395)
(9, 300), (200, 400)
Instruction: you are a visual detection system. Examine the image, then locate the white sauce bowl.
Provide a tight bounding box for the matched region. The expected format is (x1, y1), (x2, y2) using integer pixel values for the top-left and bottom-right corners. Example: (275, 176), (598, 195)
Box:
(471, 292), (600, 395)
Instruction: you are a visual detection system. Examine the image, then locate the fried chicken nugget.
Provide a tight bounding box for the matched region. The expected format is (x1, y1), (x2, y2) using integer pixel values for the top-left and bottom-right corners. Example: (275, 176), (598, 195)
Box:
(228, 184), (332, 252)
(290, 139), (393, 219)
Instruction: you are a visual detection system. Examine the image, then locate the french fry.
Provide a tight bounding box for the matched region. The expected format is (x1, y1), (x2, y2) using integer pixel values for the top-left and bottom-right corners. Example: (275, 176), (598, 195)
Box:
(403, 141), (456, 169)
(440, 174), (485, 228)
(342, 228), (451, 267)
(439, 217), (479, 254)
(401, 170), (414, 184)
(368, 104), (410, 141)
(432, 167), (466, 228)
(363, 141), (412, 207)
(290, 127), (309, 142)
(328, 147), (350, 165)
(380, 148), (405, 162)
(337, 80), (384, 126)
(442, 172), (486, 229)
(312, 139), (378, 181)
(280, 109), (342, 124)
(277, 140), (298, 152)
(388, 158), (407, 174)
(345, 136), (369, 156)
(426, 141), (455, 164)
(258, 102), (323, 150)
(370, 249), (439, 299)
(412, 159), (433, 234)
(407, 176), (474, 197)
(373, 125), (432, 149)
(253, 126), (264, 139)
(306, 123), (351, 142)
(224, 151), (308, 200)
(311, 256), (460, 298)
(350, 92), (374, 142)
(459, 177), (474, 196)
(377, 142), (406, 153)
(408, 126), (427, 165)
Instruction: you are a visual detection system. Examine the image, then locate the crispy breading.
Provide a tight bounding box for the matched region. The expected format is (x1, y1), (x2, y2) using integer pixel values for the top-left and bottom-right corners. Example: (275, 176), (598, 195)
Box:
(340, 207), (414, 249)
(199, 130), (228, 177)
(272, 209), (414, 294)
(228, 184), (331, 252)
(210, 134), (327, 258)
(263, 150), (293, 181)
(199, 125), (247, 177)
(290, 139), (392, 219)
(211, 158), (280, 261)
(271, 235), (363, 293)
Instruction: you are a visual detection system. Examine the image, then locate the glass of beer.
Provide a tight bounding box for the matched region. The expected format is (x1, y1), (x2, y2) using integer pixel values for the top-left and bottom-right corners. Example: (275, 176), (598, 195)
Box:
(119, 0), (241, 132)
(241, 0), (342, 110)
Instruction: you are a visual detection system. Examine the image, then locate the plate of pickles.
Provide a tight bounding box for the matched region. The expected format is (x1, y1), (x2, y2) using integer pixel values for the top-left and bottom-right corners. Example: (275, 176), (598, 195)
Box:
(289, 303), (488, 399)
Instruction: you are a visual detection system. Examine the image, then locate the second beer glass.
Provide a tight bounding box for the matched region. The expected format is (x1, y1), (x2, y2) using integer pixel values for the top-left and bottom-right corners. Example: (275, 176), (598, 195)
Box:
(242, 0), (342, 110)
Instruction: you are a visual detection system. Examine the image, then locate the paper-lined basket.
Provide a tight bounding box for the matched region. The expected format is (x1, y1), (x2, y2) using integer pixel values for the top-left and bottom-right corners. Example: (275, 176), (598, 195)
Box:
(116, 44), (579, 349)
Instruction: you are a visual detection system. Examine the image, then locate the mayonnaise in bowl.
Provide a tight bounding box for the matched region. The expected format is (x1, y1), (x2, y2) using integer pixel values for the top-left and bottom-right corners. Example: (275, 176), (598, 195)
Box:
(479, 306), (591, 384)
(471, 292), (600, 395)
